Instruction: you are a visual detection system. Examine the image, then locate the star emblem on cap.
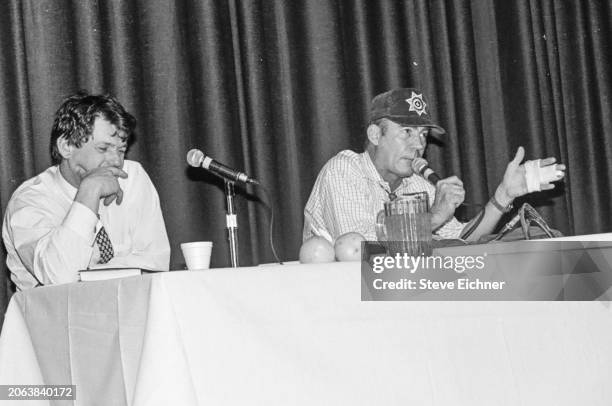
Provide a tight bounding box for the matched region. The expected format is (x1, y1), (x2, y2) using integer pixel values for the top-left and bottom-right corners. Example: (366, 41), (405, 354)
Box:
(406, 92), (427, 116)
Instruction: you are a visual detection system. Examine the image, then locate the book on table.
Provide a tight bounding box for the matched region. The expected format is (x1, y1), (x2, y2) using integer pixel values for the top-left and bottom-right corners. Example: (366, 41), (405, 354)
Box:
(79, 267), (163, 282)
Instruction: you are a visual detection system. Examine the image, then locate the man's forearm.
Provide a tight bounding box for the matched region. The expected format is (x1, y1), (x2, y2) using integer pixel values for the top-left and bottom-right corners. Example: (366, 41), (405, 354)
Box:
(460, 187), (513, 241)
(75, 187), (101, 215)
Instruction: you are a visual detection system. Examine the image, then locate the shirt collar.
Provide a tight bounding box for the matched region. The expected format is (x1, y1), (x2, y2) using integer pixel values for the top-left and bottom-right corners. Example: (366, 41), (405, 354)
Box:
(360, 151), (416, 195)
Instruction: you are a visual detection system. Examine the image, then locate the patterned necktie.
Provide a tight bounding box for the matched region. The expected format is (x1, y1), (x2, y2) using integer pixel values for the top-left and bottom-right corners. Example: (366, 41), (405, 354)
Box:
(95, 226), (114, 264)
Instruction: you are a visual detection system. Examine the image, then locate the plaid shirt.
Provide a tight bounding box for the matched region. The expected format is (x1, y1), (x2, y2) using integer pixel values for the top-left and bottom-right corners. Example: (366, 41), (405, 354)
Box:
(303, 150), (465, 241)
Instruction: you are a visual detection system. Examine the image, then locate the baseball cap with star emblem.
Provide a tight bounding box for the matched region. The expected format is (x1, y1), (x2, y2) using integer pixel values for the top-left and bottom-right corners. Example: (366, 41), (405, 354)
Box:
(369, 88), (446, 135)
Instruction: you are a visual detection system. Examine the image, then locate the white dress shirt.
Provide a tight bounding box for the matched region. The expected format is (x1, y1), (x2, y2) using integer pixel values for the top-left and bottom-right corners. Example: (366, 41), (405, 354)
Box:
(2, 160), (170, 290)
(303, 150), (465, 241)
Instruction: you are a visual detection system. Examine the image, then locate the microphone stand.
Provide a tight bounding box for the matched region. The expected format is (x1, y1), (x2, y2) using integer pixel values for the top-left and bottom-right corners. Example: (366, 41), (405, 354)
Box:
(224, 180), (239, 267)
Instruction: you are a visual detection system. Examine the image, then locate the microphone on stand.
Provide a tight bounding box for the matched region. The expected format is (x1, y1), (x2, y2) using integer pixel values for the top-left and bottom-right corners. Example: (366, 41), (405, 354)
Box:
(186, 149), (259, 185)
(185, 148), (282, 266)
(411, 157), (441, 185)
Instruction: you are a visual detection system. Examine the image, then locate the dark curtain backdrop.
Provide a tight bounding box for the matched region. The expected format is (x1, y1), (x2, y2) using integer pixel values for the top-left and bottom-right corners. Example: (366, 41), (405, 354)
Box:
(1, 0), (611, 325)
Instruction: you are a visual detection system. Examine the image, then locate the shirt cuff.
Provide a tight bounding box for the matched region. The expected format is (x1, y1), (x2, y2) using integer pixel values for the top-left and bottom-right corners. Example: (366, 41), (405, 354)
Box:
(63, 201), (99, 246)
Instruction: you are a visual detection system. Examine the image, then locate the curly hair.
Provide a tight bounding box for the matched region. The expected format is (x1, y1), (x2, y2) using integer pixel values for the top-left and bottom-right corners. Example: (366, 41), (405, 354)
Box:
(49, 92), (136, 165)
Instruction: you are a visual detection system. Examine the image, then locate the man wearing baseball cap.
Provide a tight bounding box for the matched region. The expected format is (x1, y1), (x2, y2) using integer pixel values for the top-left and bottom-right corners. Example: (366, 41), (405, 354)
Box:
(303, 87), (566, 242)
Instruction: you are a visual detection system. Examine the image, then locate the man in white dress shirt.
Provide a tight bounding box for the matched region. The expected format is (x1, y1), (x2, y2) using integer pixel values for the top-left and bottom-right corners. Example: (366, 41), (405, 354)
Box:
(303, 88), (566, 242)
(2, 92), (170, 290)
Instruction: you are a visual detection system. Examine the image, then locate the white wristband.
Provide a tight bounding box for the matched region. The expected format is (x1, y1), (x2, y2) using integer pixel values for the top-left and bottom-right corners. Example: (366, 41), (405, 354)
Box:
(524, 159), (563, 193)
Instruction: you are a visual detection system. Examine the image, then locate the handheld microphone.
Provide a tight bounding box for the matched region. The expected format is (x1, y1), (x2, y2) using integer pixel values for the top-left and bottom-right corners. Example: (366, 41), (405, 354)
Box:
(186, 149), (259, 184)
(412, 157), (441, 185)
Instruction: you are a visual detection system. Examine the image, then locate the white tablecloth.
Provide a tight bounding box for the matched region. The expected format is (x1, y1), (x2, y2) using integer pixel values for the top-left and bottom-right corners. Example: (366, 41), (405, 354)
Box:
(1, 261), (612, 405)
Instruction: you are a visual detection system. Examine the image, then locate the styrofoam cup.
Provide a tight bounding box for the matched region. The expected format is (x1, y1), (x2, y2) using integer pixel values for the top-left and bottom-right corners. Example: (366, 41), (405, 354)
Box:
(181, 241), (213, 270)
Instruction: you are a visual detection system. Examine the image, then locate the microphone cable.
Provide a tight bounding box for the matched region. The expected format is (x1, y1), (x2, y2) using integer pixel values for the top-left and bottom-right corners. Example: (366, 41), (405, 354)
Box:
(254, 183), (283, 265)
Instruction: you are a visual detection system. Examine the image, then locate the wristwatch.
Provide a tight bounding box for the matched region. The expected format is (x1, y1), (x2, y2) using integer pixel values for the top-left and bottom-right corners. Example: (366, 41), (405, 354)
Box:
(490, 195), (513, 213)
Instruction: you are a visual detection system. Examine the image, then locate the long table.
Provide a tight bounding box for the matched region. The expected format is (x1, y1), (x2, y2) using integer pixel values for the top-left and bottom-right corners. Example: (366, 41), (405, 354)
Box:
(1, 260), (612, 405)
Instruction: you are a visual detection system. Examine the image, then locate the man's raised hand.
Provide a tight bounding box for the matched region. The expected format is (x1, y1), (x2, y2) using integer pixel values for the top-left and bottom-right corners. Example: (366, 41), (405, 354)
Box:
(75, 167), (128, 214)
